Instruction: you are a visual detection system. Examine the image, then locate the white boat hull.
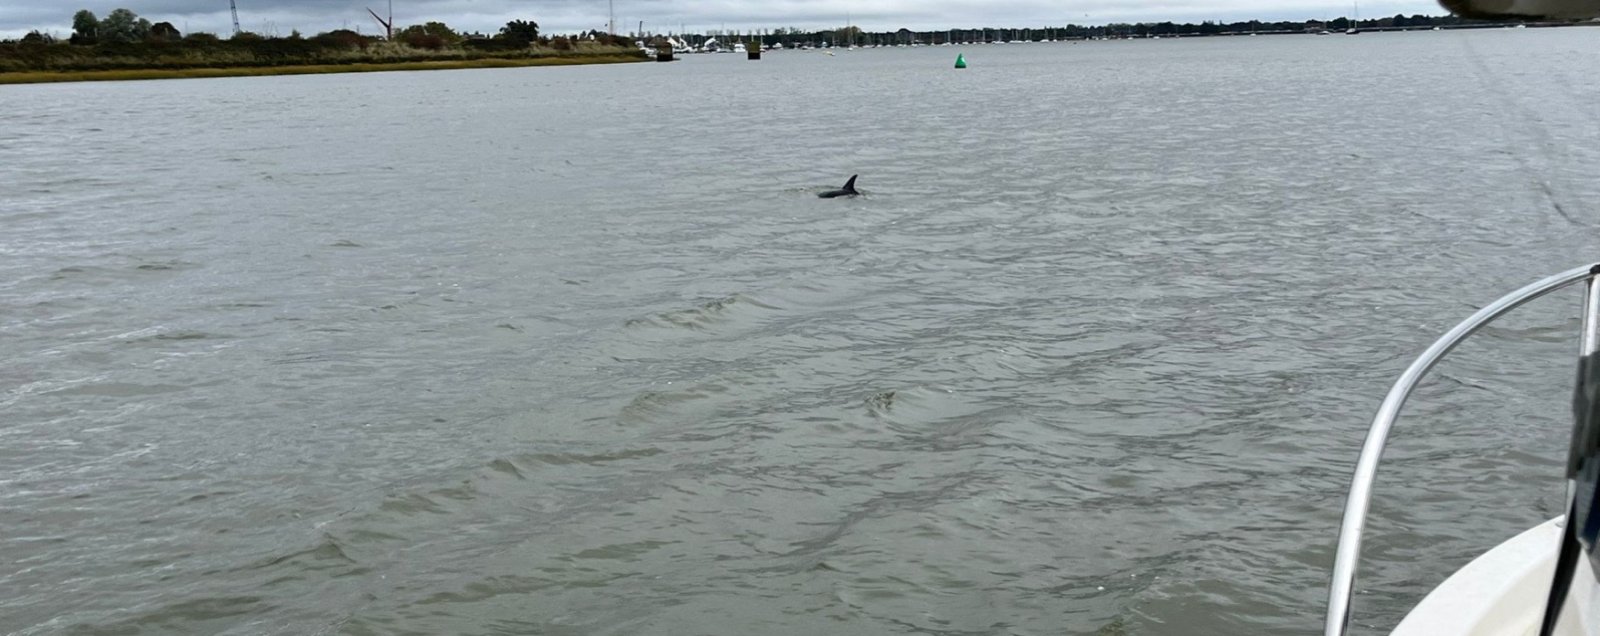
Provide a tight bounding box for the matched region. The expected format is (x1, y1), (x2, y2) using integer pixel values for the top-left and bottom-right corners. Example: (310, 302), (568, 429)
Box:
(1392, 517), (1599, 636)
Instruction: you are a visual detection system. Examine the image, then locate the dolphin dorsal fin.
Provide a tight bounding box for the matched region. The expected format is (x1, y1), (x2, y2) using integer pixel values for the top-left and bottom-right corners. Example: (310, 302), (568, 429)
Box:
(843, 175), (858, 193)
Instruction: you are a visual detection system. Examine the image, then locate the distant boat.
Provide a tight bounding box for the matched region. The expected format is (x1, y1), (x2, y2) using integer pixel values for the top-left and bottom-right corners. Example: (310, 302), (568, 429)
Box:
(1347, 1), (1361, 34)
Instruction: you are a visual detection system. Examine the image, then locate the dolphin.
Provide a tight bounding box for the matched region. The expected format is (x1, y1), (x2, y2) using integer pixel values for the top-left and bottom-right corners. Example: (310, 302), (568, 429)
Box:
(818, 175), (860, 198)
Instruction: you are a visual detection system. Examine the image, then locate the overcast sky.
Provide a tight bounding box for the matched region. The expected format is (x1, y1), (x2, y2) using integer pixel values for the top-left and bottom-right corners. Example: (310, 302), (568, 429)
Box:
(3, 0), (1449, 40)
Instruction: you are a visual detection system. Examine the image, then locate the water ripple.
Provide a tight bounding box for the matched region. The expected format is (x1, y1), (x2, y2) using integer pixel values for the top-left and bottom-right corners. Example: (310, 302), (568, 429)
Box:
(1, 31), (1597, 636)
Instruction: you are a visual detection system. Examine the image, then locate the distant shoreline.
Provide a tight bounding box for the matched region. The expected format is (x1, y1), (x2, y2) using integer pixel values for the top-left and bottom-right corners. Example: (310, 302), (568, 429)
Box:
(0, 54), (647, 85)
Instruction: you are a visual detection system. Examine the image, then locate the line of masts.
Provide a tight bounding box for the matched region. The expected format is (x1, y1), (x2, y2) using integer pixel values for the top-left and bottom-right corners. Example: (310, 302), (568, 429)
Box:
(281, 2), (1404, 45)
(619, 17), (1413, 44)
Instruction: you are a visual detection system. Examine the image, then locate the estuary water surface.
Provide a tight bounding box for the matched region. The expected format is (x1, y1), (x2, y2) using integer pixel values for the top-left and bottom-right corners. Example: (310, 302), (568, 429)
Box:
(4, 29), (1600, 636)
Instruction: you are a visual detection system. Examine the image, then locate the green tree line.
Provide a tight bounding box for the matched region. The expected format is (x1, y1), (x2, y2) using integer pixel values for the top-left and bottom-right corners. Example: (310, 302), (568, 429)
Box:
(2, 8), (645, 73)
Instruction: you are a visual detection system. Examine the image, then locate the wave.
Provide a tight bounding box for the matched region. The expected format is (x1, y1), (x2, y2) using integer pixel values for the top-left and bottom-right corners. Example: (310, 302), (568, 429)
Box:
(624, 293), (782, 332)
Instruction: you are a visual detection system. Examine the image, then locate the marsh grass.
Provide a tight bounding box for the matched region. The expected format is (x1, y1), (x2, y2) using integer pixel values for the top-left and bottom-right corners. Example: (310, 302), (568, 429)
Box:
(0, 40), (646, 84)
(0, 55), (645, 84)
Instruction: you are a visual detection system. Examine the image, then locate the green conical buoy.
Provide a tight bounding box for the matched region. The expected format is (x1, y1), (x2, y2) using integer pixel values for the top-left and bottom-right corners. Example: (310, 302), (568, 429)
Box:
(954, 53), (967, 69)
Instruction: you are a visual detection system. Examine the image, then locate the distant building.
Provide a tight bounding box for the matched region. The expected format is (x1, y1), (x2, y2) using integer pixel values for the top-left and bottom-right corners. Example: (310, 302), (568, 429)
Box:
(896, 28), (914, 44)
(1304, 20), (1327, 32)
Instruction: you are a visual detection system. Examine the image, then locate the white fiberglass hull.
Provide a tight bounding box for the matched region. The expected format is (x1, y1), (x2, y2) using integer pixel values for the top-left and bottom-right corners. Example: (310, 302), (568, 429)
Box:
(1391, 517), (1599, 636)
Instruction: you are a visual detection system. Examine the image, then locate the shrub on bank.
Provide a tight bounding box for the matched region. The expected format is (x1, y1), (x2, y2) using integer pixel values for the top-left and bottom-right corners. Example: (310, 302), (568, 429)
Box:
(402, 32), (445, 51)
(311, 29), (373, 50)
(461, 38), (528, 52)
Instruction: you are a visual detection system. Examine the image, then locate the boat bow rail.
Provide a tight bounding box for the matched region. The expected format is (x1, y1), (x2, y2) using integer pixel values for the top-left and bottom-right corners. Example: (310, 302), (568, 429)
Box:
(1325, 263), (1600, 636)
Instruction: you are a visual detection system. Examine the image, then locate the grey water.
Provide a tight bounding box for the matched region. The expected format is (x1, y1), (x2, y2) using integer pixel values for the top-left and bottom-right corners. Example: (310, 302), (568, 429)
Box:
(3, 28), (1599, 636)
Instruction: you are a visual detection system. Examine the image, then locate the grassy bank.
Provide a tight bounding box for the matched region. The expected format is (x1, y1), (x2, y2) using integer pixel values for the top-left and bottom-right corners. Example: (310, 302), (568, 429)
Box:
(0, 34), (649, 85)
(0, 54), (645, 84)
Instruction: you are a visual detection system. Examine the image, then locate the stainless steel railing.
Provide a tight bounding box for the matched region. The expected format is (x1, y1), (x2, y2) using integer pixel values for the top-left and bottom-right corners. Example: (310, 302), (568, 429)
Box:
(1325, 263), (1600, 636)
